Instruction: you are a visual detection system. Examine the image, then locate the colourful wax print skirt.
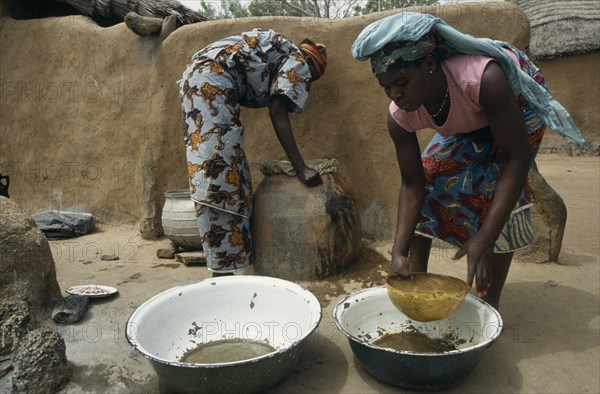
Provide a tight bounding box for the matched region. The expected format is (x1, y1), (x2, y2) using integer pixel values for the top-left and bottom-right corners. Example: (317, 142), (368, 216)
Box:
(416, 49), (547, 253)
(195, 203), (253, 273)
(180, 60), (253, 272)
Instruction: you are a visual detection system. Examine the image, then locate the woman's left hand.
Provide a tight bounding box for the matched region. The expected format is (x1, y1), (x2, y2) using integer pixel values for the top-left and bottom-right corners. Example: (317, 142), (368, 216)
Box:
(452, 233), (495, 297)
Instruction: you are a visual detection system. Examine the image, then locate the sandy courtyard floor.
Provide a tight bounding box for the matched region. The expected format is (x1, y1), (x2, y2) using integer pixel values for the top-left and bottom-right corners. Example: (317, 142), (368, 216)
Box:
(36, 154), (600, 393)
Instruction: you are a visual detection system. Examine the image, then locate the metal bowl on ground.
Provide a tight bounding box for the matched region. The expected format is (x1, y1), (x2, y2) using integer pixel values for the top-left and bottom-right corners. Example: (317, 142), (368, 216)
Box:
(126, 276), (322, 394)
(333, 286), (503, 390)
(387, 272), (470, 322)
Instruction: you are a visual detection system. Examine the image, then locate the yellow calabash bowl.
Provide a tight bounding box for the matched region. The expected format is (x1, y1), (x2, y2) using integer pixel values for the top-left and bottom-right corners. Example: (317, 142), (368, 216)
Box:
(386, 273), (470, 322)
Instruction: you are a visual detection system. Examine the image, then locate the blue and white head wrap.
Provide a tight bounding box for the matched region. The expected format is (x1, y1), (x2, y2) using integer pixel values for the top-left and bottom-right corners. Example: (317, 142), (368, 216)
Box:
(352, 12), (585, 148)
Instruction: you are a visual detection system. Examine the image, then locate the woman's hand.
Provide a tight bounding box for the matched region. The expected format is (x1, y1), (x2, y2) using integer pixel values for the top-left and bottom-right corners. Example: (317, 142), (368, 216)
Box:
(391, 254), (410, 278)
(453, 233), (495, 297)
(297, 166), (322, 187)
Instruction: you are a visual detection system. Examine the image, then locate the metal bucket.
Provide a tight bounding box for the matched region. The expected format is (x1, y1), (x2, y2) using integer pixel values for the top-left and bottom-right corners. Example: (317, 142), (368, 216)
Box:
(161, 189), (203, 251)
(333, 287), (503, 390)
(126, 276), (322, 394)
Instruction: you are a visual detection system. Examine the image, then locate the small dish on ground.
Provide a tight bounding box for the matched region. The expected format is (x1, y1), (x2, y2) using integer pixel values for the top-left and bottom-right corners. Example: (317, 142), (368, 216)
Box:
(66, 284), (118, 298)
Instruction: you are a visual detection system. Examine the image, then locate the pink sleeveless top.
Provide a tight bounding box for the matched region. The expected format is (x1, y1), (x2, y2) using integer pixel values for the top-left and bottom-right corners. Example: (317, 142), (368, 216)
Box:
(389, 50), (519, 135)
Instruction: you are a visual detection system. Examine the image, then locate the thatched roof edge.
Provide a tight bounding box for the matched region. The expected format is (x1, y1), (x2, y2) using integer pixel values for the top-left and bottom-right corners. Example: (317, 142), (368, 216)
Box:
(508, 0), (600, 59)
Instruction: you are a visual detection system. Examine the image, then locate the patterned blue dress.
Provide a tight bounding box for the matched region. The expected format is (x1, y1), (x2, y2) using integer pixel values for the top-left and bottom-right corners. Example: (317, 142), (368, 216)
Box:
(179, 29), (312, 272)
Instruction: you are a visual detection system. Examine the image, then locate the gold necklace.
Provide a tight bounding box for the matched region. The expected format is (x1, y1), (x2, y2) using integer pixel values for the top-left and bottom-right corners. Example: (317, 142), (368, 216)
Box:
(430, 88), (449, 118)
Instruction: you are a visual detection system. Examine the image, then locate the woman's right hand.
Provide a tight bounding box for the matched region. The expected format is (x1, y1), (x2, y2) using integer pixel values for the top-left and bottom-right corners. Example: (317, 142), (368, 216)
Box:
(297, 166), (322, 187)
(391, 254), (411, 278)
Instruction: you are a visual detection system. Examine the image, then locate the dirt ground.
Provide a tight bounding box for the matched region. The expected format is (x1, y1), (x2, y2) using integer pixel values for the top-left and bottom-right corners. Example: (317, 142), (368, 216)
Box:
(41, 154), (599, 393)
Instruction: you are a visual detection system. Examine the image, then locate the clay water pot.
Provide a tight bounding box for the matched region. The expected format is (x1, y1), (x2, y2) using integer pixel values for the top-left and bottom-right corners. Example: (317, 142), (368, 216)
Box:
(252, 159), (361, 281)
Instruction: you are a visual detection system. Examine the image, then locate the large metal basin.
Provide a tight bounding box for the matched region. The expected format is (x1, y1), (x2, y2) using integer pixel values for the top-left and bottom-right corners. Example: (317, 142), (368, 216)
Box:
(333, 286), (503, 390)
(126, 276), (322, 394)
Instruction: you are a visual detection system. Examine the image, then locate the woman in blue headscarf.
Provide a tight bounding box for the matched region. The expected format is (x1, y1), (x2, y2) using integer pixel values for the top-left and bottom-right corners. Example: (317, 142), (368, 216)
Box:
(352, 12), (584, 309)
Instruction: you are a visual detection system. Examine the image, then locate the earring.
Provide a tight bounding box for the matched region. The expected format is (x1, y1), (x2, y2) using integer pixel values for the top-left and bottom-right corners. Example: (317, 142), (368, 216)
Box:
(429, 70), (433, 75)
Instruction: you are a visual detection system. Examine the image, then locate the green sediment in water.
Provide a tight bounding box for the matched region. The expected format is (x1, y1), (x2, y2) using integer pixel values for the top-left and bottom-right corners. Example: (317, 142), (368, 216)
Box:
(373, 330), (459, 353)
(181, 339), (277, 364)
